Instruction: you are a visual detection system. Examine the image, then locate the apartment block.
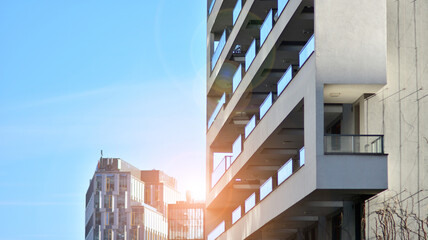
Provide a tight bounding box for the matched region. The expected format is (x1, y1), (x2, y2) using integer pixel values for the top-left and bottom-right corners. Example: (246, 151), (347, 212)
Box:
(206, 0), (427, 239)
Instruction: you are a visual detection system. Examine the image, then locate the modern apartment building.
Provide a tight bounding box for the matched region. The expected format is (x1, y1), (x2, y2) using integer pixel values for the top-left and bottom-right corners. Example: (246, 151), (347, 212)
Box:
(205, 0), (427, 239)
(85, 158), (176, 240)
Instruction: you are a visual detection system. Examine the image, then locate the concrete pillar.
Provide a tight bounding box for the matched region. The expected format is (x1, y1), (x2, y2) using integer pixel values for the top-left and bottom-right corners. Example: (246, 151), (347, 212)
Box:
(342, 201), (356, 240)
(317, 216), (328, 240)
(342, 104), (355, 134)
(296, 228), (305, 240)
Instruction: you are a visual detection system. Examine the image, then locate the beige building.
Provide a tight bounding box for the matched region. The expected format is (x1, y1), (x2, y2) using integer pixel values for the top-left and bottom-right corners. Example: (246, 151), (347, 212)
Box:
(205, 0), (427, 239)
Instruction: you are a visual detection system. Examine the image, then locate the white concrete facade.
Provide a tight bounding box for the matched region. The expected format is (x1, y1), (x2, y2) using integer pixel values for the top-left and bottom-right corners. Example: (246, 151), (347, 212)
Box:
(205, 0), (428, 238)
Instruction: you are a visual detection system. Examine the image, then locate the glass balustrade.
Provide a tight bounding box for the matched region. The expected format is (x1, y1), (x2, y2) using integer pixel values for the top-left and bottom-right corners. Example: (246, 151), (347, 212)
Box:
(245, 193), (256, 213)
(233, 0), (242, 25)
(232, 135), (242, 163)
(208, 0), (216, 15)
(260, 92), (273, 119)
(277, 65), (293, 96)
(244, 115), (256, 138)
(277, 0), (289, 17)
(299, 147), (305, 167)
(232, 65), (242, 93)
(299, 35), (315, 68)
(208, 93), (226, 129)
(211, 30), (227, 71)
(211, 156), (231, 188)
(278, 158), (293, 185)
(245, 39), (257, 71)
(324, 135), (384, 154)
(232, 206), (241, 224)
(260, 9), (274, 46)
(260, 177), (273, 200)
(207, 221), (225, 240)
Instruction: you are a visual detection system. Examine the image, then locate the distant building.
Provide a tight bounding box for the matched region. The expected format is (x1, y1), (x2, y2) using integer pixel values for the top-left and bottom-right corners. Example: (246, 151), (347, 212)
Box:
(85, 158), (176, 240)
(141, 170), (182, 216)
(168, 199), (205, 240)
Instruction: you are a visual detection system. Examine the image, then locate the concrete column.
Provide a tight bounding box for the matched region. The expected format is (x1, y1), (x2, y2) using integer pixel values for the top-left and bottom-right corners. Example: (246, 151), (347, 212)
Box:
(296, 228), (305, 240)
(317, 216), (328, 240)
(342, 201), (356, 240)
(342, 104), (355, 134)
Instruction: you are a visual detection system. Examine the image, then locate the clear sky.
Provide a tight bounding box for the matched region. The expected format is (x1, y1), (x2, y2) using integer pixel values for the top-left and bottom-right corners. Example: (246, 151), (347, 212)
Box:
(0, 1), (206, 239)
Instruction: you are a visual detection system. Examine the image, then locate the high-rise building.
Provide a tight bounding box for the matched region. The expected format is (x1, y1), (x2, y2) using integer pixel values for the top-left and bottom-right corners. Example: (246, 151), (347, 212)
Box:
(205, 0), (427, 239)
(168, 200), (205, 240)
(85, 158), (173, 240)
(141, 170), (183, 216)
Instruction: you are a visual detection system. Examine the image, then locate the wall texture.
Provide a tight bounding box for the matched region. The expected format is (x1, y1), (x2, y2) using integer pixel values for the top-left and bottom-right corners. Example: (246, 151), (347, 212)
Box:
(365, 0), (428, 238)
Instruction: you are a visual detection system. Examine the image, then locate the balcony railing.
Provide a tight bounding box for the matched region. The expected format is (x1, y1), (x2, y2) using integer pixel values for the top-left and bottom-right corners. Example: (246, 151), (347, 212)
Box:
(245, 39), (257, 71)
(299, 147), (305, 166)
(277, 65), (293, 96)
(212, 155), (233, 188)
(299, 35), (315, 68)
(245, 193), (256, 213)
(277, 0), (289, 17)
(212, 30), (227, 71)
(208, 93), (226, 129)
(233, 0), (242, 25)
(207, 221), (225, 240)
(244, 115), (256, 138)
(324, 135), (384, 154)
(260, 9), (274, 47)
(260, 92), (273, 119)
(232, 206), (241, 224)
(211, 146), (306, 236)
(232, 65), (242, 93)
(260, 177), (273, 200)
(208, 0), (216, 15)
(277, 158), (293, 185)
(232, 135), (242, 163)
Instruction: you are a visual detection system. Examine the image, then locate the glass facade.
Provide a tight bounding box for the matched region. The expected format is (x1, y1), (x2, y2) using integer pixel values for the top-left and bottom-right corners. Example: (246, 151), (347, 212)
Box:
(168, 202), (205, 240)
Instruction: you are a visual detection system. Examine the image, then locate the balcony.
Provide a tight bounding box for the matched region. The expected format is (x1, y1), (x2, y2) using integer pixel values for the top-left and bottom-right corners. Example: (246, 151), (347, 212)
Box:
(211, 155), (233, 188)
(259, 92), (273, 119)
(210, 146), (306, 239)
(211, 30), (227, 71)
(208, 0), (216, 15)
(324, 134), (384, 154)
(277, 65), (293, 96)
(245, 39), (257, 71)
(232, 64), (242, 93)
(299, 34), (314, 68)
(244, 115), (256, 138)
(260, 9), (274, 47)
(208, 93), (226, 129)
(207, 221), (225, 240)
(277, 0), (290, 17)
(232, 0), (242, 25)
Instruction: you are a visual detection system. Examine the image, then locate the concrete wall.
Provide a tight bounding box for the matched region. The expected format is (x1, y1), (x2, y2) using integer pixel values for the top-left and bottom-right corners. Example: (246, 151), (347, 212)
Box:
(365, 0), (428, 238)
(315, 0), (387, 85)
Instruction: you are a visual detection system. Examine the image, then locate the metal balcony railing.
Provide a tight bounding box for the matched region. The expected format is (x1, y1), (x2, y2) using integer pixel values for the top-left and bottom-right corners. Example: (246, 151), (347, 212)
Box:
(324, 134), (384, 154)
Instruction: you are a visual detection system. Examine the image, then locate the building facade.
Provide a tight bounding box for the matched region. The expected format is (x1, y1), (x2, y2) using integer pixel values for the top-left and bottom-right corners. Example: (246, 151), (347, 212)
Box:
(85, 158), (173, 240)
(205, 0), (427, 239)
(168, 201), (205, 240)
(141, 170), (182, 216)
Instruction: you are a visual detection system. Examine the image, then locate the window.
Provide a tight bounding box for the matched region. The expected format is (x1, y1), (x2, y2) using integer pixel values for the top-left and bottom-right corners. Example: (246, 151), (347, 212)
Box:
(105, 195), (113, 209)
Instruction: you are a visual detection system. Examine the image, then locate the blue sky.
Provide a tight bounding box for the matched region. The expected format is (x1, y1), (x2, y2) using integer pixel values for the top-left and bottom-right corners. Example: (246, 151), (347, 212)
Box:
(0, 1), (206, 239)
